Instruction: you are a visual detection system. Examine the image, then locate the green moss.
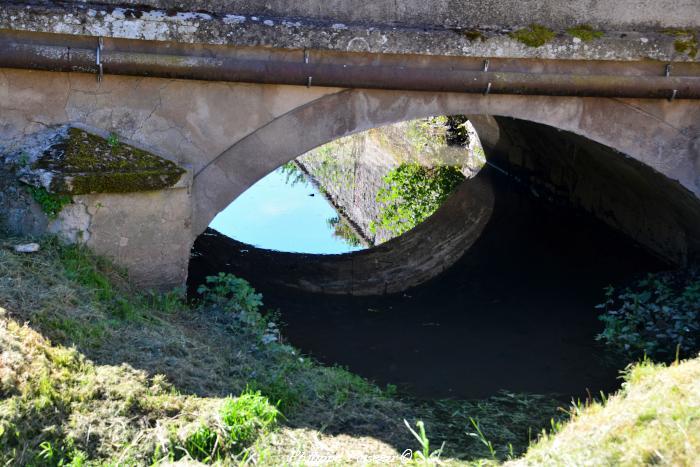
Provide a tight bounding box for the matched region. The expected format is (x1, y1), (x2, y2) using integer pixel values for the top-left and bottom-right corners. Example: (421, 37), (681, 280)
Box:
(34, 128), (185, 195)
(510, 24), (556, 47)
(26, 186), (72, 219)
(461, 29), (485, 42)
(662, 29), (698, 57)
(567, 24), (604, 42)
(674, 38), (698, 57)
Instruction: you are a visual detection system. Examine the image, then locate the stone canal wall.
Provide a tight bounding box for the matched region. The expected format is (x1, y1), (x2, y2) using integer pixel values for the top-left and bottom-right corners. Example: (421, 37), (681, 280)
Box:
(296, 119), (485, 245)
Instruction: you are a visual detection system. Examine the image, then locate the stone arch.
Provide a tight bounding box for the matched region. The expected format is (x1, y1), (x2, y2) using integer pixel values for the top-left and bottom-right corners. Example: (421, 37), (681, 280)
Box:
(193, 88), (699, 235)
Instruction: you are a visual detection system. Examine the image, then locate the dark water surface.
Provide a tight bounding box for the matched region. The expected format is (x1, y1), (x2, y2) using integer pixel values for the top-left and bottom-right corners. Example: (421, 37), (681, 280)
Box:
(189, 170), (664, 399)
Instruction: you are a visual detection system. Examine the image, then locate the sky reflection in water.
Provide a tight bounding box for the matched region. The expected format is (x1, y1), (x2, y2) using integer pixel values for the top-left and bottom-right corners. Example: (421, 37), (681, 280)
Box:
(210, 167), (364, 254)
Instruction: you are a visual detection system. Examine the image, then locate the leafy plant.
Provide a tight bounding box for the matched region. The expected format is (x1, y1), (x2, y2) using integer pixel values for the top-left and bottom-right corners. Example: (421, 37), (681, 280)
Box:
(326, 216), (363, 248)
(197, 273), (263, 314)
(596, 268), (700, 360)
(27, 186), (72, 219)
(370, 163), (464, 238)
(278, 161), (307, 187)
(107, 132), (120, 148)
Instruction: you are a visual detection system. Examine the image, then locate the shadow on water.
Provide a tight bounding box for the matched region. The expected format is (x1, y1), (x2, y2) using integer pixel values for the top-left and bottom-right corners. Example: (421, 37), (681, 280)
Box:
(188, 167), (665, 400)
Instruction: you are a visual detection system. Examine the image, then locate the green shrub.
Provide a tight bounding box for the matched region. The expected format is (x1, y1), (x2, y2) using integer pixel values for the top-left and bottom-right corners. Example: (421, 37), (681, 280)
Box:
(197, 273), (263, 314)
(221, 390), (278, 452)
(370, 163), (464, 237)
(596, 268), (700, 360)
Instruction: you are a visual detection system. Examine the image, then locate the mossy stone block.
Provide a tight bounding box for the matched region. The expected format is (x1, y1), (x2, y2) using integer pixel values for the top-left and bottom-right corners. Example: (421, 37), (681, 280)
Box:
(25, 127), (186, 195)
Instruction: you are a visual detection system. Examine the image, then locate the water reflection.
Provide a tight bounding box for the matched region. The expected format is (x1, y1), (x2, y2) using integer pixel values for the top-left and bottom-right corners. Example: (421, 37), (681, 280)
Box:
(210, 116), (485, 253)
(209, 164), (364, 254)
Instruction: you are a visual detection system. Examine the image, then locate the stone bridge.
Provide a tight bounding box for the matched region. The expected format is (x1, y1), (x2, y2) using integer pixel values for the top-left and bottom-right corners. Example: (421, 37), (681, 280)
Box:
(0, 0), (699, 290)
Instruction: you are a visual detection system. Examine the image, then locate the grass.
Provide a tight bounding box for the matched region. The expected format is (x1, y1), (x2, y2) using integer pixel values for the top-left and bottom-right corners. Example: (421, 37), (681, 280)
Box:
(512, 357), (700, 466)
(1, 231), (698, 465)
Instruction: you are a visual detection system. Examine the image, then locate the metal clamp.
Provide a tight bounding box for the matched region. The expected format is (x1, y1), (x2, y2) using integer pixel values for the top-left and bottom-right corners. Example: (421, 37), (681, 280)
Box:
(307, 76), (313, 87)
(669, 89), (678, 102)
(304, 48), (309, 64)
(483, 59), (490, 72)
(665, 63), (672, 77)
(484, 82), (492, 95)
(96, 37), (104, 83)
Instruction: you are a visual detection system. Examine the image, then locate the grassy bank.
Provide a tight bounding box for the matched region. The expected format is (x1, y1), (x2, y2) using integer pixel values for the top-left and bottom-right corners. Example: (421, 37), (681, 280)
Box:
(0, 233), (698, 465)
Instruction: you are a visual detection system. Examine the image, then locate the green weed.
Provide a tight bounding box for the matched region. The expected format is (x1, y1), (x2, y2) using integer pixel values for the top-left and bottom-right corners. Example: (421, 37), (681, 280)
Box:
(197, 272), (263, 314)
(596, 267), (700, 360)
(26, 186), (72, 219)
(468, 418), (497, 459)
(107, 133), (120, 148)
(404, 419), (444, 461)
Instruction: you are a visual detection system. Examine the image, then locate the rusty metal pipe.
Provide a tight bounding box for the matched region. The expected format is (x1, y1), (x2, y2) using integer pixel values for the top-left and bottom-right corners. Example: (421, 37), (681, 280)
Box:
(1, 30), (699, 99)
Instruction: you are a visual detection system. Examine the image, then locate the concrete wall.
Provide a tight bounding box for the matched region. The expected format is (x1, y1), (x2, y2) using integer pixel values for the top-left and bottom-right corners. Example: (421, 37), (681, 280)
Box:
(84, 0), (700, 29)
(0, 158), (192, 290)
(470, 116), (700, 265)
(2, 67), (699, 288)
(2, 4), (693, 62)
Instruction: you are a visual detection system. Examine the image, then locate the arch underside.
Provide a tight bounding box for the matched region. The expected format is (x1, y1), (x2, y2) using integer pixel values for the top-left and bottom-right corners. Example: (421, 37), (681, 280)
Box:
(193, 88), (700, 272)
(193, 88), (699, 234)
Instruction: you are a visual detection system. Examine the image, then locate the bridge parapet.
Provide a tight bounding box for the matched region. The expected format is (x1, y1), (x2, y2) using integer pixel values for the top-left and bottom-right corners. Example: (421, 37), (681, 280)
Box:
(0, 1), (697, 62)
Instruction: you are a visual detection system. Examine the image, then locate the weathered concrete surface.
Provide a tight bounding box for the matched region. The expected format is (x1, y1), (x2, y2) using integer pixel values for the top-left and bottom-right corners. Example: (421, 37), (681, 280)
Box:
(57, 0), (700, 30)
(1, 2), (697, 62)
(192, 173), (494, 295)
(0, 68), (337, 177)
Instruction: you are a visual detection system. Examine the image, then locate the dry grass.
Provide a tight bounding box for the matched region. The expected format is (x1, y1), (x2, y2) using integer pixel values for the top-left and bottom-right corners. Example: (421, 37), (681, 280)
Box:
(512, 357), (700, 466)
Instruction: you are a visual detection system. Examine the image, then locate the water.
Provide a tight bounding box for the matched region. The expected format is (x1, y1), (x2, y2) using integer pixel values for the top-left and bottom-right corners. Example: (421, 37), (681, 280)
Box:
(190, 169), (664, 400)
(209, 165), (364, 254)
